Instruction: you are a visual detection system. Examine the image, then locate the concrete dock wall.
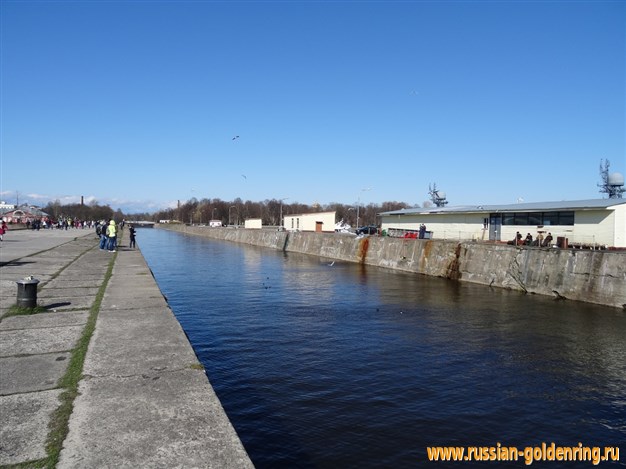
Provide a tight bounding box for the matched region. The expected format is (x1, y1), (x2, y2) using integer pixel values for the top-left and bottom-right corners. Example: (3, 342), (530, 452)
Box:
(159, 225), (625, 309)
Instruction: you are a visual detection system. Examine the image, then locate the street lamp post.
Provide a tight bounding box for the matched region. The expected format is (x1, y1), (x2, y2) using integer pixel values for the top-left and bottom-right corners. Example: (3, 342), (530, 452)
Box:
(356, 187), (371, 229)
(279, 198), (289, 230)
(212, 207), (217, 224)
(229, 206), (236, 226)
(190, 188), (196, 225)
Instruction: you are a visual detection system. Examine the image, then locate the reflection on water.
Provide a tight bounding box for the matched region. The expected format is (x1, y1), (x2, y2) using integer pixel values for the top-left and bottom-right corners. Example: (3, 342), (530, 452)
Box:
(138, 229), (626, 468)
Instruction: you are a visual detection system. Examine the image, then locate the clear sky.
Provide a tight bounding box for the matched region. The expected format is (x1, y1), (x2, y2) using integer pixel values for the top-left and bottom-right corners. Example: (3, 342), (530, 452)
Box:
(1, 0), (624, 214)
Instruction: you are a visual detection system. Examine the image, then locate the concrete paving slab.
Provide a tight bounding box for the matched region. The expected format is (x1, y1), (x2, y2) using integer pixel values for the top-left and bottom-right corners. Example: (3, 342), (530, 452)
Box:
(0, 279), (20, 288)
(44, 274), (104, 289)
(62, 261), (109, 271)
(58, 370), (253, 469)
(0, 292), (17, 303)
(108, 263), (152, 274)
(0, 352), (70, 394)
(0, 311), (89, 331)
(101, 295), (169, 310)
(0, 325), (84, 357)
(0, 229), (93, 265)
(2, 267), (59, 277)
(0, 389), (63, 465)
(1, 273), (53, 284)
(38, 287), (100, 298)
(39, 296), (95, 311)
(102, 281), (164, 296)
(83, 307), (198, 377)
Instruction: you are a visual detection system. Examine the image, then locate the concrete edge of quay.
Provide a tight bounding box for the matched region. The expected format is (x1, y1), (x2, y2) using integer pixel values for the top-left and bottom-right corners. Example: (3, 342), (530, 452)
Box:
(0, 229), (254, 468)
(160, 224), (626, 310)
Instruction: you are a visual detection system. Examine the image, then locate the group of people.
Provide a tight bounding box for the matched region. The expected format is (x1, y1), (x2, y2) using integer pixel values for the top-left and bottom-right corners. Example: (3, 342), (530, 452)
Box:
(509, 231), (553, 247)
(26, 217), (96, 230)
(97, 220), (117, 252)
(96, 220), (136, 252)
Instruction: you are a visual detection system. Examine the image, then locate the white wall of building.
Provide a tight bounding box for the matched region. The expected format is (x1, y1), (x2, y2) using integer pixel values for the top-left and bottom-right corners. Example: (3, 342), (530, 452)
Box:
(381, 213), (486, 240)
(245, 218), (263, 229)
(613, 204), (626, 248)
(381, 204), (626, 248)
(284, 211), (336, 232)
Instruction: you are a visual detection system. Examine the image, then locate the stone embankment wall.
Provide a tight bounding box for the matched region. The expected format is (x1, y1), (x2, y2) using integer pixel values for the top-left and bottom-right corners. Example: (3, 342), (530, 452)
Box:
(158, 225), (626, 309)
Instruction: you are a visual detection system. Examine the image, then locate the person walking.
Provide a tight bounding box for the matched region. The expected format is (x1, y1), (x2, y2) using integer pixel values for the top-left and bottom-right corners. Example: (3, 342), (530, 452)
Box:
(106, 220), (117, 252)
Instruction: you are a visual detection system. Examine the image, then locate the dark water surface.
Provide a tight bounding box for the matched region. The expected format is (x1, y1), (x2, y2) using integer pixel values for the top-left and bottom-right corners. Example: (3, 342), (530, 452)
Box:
(138, 229), (625, 468)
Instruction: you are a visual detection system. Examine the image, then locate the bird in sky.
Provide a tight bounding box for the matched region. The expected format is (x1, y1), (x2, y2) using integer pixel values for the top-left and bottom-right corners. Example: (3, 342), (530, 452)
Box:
(232, 135), (240, 140)
(241, 174), (247, 180)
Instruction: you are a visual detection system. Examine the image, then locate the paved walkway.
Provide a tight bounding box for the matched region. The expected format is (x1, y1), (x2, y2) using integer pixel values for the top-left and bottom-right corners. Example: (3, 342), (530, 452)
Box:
(0, 228), (253, 468)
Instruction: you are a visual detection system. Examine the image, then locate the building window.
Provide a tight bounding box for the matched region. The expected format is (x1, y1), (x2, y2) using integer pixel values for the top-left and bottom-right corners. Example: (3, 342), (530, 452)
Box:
(494, 211), (575, 226)
(542, 212), (559, 226)
(513, 213), (529, 225)
(558, 211), (574, 225)
(527, 212), (542, 225)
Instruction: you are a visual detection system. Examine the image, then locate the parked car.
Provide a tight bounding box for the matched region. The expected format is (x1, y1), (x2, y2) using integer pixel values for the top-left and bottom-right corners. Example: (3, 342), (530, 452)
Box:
(356, 225), (378, 235)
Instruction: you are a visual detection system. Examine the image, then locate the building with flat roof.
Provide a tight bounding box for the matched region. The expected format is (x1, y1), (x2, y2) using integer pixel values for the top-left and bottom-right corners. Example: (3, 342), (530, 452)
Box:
(283, 211), (336, 233)
(379, 199), (626, 248)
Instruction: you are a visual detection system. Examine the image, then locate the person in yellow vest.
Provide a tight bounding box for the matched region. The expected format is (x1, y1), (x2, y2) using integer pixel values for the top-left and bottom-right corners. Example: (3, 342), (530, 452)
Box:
(106, 220), (117, 252)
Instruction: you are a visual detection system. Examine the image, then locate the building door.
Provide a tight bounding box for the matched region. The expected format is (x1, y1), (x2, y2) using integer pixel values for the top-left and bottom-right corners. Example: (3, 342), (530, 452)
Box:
(489, 214), (501, 241)
(315, 221), (323, 232)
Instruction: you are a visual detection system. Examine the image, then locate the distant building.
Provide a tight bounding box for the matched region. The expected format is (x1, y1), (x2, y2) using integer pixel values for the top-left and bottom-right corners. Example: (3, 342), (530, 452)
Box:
(1, 205), (49, 224)
(283, 211), (336, 233)
(244, 218), (262, 229)
(0, 201), (16, 211)
(379, 199), (626, 249)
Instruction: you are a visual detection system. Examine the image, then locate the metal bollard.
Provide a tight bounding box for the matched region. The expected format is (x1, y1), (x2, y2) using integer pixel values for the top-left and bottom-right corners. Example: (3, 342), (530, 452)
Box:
(16, 276), (40, 308)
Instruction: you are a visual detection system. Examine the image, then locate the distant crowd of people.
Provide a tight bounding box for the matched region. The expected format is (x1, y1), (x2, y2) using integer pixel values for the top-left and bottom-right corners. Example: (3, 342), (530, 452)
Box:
(508, 231), (553, 247)
(26, 217), (97, 230)
(0, 218), (138, 251)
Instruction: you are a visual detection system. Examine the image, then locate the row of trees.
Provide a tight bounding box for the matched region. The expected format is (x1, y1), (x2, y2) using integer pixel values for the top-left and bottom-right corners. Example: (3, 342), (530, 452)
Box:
(151, 198), (414, 228)
(38, 198), (420, 229)
(42, 200), (123, 223)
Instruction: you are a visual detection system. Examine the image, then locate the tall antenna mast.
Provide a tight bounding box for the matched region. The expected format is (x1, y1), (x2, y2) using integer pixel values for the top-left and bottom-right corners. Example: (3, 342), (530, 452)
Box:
(598, 159), (625, 199)
(428, 183), (448, 207)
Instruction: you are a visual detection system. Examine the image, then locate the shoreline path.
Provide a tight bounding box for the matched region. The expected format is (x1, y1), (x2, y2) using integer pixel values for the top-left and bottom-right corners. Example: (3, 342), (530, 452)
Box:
(0, 228), (253, 468)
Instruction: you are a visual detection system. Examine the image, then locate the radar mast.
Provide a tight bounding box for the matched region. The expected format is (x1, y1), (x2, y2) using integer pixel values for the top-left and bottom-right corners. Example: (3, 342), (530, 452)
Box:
(428, 183), (448, 207)
(598, 159), (625, 199)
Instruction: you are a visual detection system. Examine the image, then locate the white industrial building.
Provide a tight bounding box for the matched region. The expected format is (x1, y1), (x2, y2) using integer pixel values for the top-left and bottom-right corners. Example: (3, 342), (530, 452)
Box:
(283, 211), (336, 233)
(379, 199), (626, 249)
(244, 218), (263, 229)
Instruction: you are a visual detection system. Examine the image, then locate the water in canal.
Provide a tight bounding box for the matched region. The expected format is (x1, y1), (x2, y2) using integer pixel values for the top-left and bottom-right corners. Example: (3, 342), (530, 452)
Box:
(138, 229), (625, 468)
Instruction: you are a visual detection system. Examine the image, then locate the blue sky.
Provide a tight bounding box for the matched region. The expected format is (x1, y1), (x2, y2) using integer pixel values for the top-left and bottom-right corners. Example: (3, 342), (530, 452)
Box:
(1, 0), (624, 214)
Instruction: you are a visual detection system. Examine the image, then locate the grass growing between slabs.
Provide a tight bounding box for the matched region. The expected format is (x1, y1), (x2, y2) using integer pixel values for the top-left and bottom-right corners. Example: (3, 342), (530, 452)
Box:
(38, 251), (116, 469)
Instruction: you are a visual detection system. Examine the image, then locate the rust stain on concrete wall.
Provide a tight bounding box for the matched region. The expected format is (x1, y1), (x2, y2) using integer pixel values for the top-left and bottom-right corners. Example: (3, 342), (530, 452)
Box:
(357, 237), (370, 264)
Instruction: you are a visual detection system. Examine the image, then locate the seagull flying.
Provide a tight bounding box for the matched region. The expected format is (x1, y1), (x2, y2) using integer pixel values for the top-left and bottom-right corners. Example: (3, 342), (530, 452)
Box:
(241, 174), (247, 180)
(232, 135), (240, 140)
